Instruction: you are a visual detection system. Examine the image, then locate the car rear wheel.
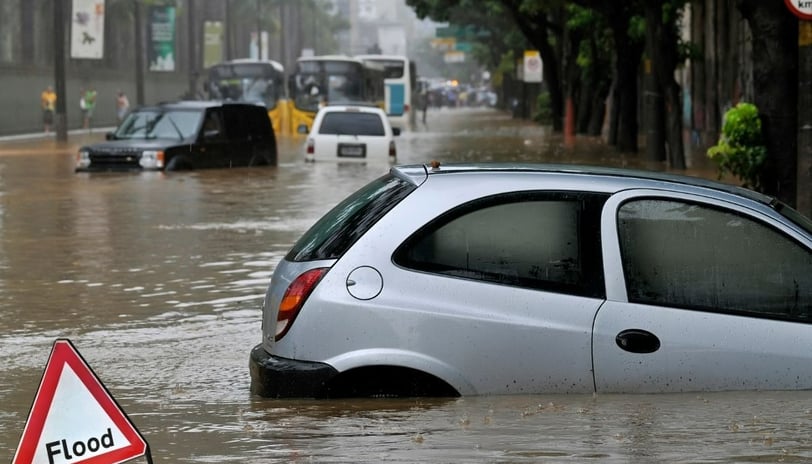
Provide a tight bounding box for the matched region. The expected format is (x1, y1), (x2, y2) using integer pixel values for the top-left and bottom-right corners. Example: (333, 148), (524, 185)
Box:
(325, 366), (459, 398)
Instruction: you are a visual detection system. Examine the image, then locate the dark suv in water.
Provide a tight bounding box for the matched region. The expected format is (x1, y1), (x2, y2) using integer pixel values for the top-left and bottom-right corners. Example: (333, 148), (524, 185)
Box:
(75, 101), (277, 172)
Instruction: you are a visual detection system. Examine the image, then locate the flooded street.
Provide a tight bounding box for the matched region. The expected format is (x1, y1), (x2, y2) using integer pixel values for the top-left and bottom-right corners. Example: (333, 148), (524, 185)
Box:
(2, 108), (811, 463)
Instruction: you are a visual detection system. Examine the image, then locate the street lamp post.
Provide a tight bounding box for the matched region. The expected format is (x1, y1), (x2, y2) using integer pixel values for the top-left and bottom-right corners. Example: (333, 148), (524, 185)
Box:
(257, 0), (263, 60)
(53, 0), (67, 141)
(188, 0), (197, 98)
(135, 0), (145, 106)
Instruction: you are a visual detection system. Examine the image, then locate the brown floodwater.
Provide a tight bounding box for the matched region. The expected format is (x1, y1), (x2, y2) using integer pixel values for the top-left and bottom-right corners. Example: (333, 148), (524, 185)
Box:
(1, 108), (811, 463)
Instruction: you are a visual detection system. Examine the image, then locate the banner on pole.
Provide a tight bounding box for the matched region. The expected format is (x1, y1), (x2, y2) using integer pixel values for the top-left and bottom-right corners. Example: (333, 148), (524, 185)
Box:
(203, 21), (224, 69)
(70, 0), (105, 59)
(149, 6), (177, 71)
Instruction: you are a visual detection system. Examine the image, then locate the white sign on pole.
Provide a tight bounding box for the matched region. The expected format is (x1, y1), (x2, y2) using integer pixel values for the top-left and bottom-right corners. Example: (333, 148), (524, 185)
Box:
(71, 0), (105, 59)
(523, 50), (543, 83)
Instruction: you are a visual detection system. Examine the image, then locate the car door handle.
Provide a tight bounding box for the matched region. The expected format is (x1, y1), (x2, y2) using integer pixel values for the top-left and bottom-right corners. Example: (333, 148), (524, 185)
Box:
(615, 329), (661, 354)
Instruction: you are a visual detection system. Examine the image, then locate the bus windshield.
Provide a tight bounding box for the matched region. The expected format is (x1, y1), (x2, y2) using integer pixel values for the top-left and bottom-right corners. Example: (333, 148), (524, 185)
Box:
(207, 63), (283, 109)
(292, 60), (365, 111)
(363, 59), (405, 79)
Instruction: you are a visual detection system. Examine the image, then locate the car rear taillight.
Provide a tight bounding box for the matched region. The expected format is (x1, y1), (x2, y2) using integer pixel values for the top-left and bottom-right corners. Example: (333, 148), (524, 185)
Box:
(404, 103), (410, 113)
(388, 140), (397, 159)
(306, 139), (315, 155)
(275, 267), (329, 341)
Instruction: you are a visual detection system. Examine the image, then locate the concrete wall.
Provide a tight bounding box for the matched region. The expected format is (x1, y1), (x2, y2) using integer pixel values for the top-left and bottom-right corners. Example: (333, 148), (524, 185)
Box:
(0, 67), (188, 136)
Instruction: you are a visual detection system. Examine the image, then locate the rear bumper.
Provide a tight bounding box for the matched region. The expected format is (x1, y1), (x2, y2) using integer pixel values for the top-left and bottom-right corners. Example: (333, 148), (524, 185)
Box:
(249, 344), (338, 398)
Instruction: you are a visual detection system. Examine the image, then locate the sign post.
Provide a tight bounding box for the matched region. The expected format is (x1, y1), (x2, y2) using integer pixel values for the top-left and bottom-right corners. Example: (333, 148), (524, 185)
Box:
(522, 50), (543, 83)
(786, 0), (812, 217)
(12, 339), (151, 464)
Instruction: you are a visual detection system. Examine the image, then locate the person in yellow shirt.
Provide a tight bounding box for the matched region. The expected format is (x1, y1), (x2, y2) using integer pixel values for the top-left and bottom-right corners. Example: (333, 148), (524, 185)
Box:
(41, 85), (57, 133)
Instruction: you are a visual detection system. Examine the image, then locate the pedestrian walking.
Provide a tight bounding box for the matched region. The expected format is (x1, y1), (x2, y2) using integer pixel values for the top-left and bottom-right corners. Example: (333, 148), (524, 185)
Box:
(418, 90), (428, 124)
(116, 90), (130, 123)
(80, 86), (97, 129)
(41, 85), (56, 133)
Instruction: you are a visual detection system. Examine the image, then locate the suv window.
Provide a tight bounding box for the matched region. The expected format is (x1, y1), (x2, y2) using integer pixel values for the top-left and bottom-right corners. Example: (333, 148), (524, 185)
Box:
(618, 199), (812, 319)
(318, 112), (385, 136)
(394, 192), (607, 298)
(201, 109), (225, 141)
(286, 173), (415, 262)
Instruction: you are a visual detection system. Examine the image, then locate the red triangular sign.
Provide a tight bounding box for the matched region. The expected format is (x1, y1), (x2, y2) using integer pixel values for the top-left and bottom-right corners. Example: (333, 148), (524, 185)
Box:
(13, 339), (149, 464)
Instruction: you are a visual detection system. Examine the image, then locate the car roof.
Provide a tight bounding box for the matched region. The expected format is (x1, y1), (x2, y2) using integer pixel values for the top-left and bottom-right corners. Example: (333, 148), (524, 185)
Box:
(319, 104), (386, 113)
(392, 162), (776, 206)
(136, 100), (264, 112)
(217, 58), (284, 72)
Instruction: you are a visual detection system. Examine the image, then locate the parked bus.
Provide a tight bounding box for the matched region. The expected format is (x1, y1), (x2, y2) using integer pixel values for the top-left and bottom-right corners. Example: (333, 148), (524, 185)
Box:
(289, 55), (385, 133)
(355, 55), (416, 130)
(205, 59), (288, 135)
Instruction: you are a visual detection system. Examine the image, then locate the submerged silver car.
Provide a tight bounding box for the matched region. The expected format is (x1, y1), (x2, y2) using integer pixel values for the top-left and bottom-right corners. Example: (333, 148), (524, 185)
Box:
(250, 163), (812, 398)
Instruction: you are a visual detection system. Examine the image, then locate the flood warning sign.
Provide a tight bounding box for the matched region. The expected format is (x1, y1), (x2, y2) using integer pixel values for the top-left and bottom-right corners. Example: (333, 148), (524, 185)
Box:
(12, 339), (150, 464)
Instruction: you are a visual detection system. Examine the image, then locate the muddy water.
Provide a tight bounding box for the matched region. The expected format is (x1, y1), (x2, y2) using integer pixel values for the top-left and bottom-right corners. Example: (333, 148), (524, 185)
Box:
(1, 109), (811, 463)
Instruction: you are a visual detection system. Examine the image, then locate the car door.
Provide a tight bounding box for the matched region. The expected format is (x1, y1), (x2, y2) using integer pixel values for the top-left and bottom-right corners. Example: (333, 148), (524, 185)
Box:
(593, 189), (812, 393)
(222, 105), (263, 166)
(197, 108), (228, 168)
(374, 190), (609, 394)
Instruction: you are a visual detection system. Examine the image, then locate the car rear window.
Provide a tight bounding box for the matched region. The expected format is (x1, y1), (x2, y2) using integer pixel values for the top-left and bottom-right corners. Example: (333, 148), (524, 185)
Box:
(286, 173), (415, 262)
(318, 112), (385, 136)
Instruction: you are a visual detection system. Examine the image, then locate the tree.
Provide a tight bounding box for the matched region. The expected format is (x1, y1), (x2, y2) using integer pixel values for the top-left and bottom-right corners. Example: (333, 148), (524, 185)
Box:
(642, 0), (687, 169)
(735, 0), (798, 205)
(406, 0), (568, 132)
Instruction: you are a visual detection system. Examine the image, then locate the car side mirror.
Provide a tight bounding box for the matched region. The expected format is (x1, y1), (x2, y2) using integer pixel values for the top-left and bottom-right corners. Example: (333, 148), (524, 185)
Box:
(204, 129), (221, 139)
(105, 131), (116, 141)
(392, 128), (401, 136)
(297, 124), (308, 134)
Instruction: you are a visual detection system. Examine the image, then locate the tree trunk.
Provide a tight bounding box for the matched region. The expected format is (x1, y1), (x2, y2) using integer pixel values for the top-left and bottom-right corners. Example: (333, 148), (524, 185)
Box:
(690, 0), (706, 150)
(612, 26), (643, 153)
(644, 3), (666, 162)
(736, 0), (798, 203)
(644, 2), (686, 169)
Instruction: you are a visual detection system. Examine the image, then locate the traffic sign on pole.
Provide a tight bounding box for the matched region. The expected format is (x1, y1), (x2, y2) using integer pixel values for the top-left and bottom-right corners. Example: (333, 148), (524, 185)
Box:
(523, 50), (543, 83)
(785, 0), (812, 20)
(12, 339), (150, 464)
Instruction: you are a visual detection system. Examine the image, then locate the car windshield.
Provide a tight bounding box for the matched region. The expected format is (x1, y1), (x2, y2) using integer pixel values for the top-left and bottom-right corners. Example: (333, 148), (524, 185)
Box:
(286, 173), (415, 261)
(114, 109), (203, 140)
(318, 111), (385, 136)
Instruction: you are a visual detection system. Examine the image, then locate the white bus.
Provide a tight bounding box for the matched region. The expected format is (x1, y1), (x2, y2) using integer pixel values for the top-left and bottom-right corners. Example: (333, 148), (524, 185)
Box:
(355, 55), (416, 130)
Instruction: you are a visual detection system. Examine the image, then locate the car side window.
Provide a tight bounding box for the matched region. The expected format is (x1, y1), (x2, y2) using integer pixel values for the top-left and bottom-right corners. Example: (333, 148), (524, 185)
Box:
(394, 192), (607, 298)
(618, 198), (812, 320)
(201, 109), (224, 141)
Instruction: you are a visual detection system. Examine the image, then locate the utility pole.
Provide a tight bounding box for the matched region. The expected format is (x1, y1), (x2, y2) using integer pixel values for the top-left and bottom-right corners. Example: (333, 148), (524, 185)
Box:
(225, 0), (233, 60)
(257, 0), (263, 60)
(134, 0), (145, 106)
(187, 0), (197, 98)
(53, 0), (67, 141)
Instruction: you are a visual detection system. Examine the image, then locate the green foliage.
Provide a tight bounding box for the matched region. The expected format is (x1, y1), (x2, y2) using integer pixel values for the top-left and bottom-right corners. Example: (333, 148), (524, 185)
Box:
(534, 91), (553, 125)
(707, 102), (768, 191)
